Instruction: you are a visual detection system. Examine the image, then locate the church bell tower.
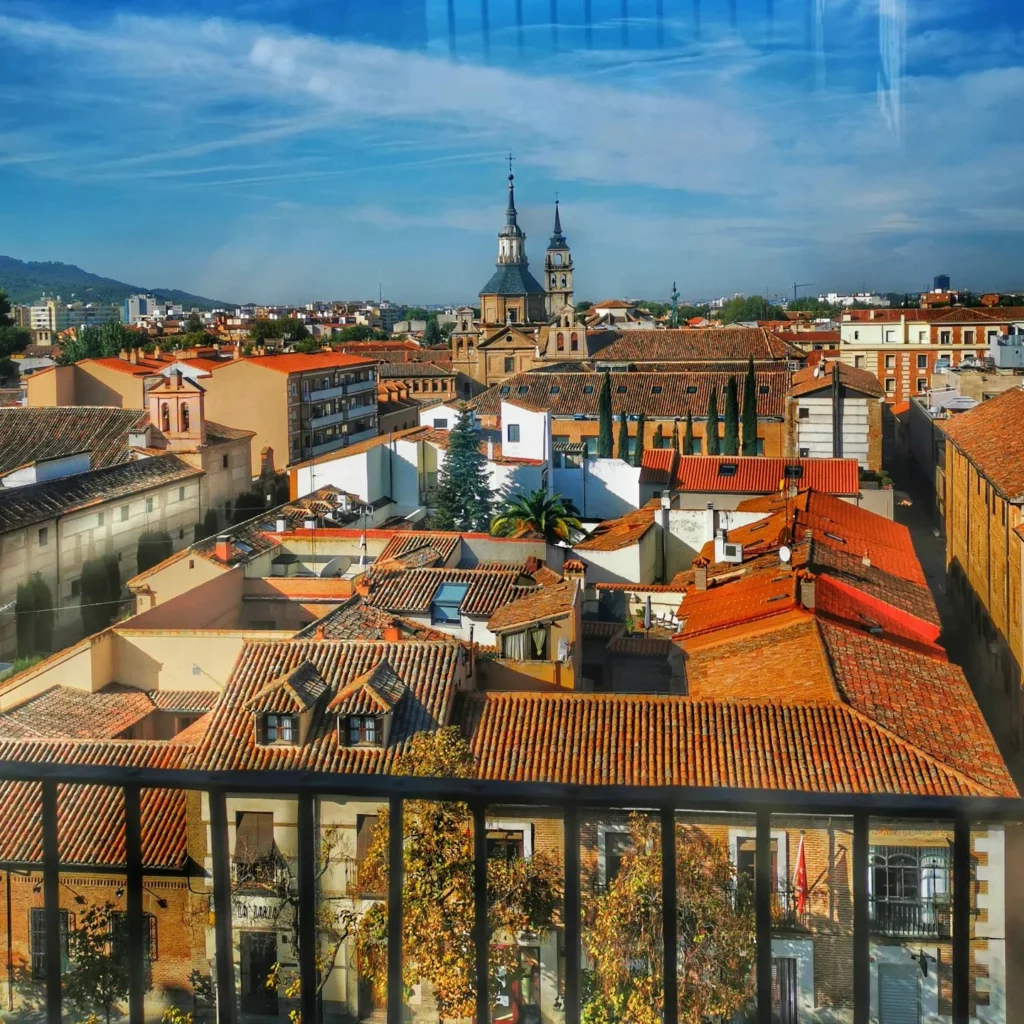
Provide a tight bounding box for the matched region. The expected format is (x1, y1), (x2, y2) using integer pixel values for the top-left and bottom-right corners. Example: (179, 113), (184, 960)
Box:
(544, 199), (574, 319)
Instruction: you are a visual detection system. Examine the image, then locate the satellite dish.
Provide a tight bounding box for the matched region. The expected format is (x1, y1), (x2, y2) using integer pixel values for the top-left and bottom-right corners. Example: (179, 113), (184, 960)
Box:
(779, 545), (792, 564)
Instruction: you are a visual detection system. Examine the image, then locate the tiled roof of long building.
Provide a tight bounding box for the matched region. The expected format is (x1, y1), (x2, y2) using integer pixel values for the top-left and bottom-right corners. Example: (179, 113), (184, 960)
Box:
(940, 386), (1024, 501)
(473, 371), (787, 420)
(365, 566), (536, 617)
(588, 327), (796, 362)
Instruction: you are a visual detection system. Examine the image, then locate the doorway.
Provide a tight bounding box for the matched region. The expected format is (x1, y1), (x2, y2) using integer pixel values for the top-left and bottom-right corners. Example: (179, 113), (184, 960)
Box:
(240, 931), (279, 1016)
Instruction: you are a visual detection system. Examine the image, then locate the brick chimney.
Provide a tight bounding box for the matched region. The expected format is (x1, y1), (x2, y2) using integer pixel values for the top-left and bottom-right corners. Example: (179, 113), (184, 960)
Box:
(799, 572), (816, 609)
(383, 625), (401, 643)
(129, 348), (139, 365)
(214, 534), (232, 562)
(562, 558), (586, 586)
(314, 624), (326, 641)
(694, 558), (709, 592)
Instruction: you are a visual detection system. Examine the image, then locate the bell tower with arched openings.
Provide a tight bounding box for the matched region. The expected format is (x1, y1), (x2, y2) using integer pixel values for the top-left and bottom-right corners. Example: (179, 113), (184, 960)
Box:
(544, 198), (574, 320)
(147, 369), (207, 450)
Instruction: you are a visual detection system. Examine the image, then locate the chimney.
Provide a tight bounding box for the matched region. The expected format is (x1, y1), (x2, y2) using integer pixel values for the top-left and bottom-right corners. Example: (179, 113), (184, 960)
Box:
(119, 348), (129, 361)
(276, 517), (288, 533)
(233, 344), (242, 360)
(704, 502), (716, 541)
(487, 439), (495, 460)
(800, 574), (816, 609)
(383, 625), (401, 643)
(314, 624), (326, 641)
(214, 534), (232, 562)
(130, 348), (139, 365)
(694, 559), (709, 592)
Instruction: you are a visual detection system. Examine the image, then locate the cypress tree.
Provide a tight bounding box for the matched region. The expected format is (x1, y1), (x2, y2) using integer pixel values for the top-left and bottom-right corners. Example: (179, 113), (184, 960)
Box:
(632, 412), (646, 468)
(705, 389), (721, 455)
(81, 554), (122, 634)
(137, 530), (174, 575)
(741, 355), (759, 456)
(683, 412), (695, 456)
(723, 376), (740, 456)
(15, 574), (53, 657)
(672, 418), (681, 454)
(431, 410), (494, 531)
(652, 424), (664, 449)
(596, 372), (613, 458)
(617, 414), (629, 461)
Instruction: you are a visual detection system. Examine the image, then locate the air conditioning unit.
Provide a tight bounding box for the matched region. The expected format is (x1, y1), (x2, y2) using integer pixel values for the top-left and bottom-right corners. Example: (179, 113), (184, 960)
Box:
(722, 543), (743, 562)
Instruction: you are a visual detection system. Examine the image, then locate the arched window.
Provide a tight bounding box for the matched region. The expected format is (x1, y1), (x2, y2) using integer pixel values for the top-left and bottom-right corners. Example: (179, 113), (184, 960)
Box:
(180, 402), (190, 431)
(551, 275), (558, 287)
(161, 402), (170, 432)
(561, 275), (567, 287)
(571, 333), (579, 351)
(556, 333), (565, 351)
(554, 253), (563, 266)
(869, 845), (950, 932)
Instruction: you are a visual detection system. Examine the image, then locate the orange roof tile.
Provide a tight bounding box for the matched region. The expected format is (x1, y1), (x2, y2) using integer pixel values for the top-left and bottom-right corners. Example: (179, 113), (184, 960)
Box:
(575, 502), (659, 552)
(244, 352), (377, 374)
(789, 361), (885, 399)
(488, 580), (577, 632)
(940, 387), (1024, 500)
(672, 456), (860, 496)
(639, 448), (676, 485)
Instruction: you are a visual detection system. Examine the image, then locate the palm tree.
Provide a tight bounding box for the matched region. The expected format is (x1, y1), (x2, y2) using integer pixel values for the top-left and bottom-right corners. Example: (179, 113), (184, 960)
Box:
(490, 490), (583, 543)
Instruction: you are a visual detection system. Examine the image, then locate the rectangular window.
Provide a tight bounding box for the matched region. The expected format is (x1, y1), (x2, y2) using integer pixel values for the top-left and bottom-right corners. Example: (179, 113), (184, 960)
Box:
(348, 715), (378, 746)
(487, 828), (526, 861)
(263, 713), (297, 744)
(964, 330), (974, 343)
(97, 511), (105, 527)
(798, 407), (810, 420)
(70, 578), (81, 597)
(853, 330), (860, 340)
(917, 354), (928, 369)
(504, 357), (515, 372)
(885, 378), (896, 394)
(885, 354), (896, 369)
(916, 378), (928, 393)
(433, 418), (448, 429)
(234, 811), (275, 883)
(854, 355), (864, 368)
(38, 527), (48, 546)
(178, 486), (185, 501)
(507, 423), (521, 443)
(145, 497), (154, 513)
(121, 504), (129, 521)
(430, 582), (470, 624)
(869, 845), (950, 937)
(30, 908), (69, 979)
(940, 330), (952, 345)
(884, 329), (896, 342)
(602, 830), (633, 887)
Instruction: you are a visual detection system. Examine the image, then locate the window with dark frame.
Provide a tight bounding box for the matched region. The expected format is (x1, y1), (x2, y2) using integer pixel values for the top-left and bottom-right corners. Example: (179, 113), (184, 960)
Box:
(234, 811), (276, 884)
(262, 713), (298, 745)
(111, 911), (157, 990)
(347, 714), (379, 746)
(30, 908), (69, 980)
(602, 830), (633, 887)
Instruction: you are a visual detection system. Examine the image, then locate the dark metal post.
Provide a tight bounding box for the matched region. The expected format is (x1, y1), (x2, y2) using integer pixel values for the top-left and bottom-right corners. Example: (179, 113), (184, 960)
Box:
(297, 793), (318, 1024)
(660, 808), (678, 1024)
(952, 817), (971, 1024)
(209, 789), (237, 1024)
(755, 811), (772, 1024)
(387, 797), (404, 1024)
(125, 785), (146, 1023)
(563, 806), (581, 1024)
(852, 812), (869, 1024)
(473, 803), (489, 1024)
(41, 780), (61, 1024)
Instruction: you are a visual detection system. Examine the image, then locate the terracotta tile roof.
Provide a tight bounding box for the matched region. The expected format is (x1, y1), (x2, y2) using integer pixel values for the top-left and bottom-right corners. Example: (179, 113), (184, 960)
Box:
(819, 619), (1014, 795)
(639, 448), (676, 485)
(151, 690), (221, 713)
(328, 660), (407, 713)
(939, 387), (1024, 500)
(575, 502), (658, 552)
(0, 685), (157, 739)
(377, 531), (461, 567)
(377, 362), (453, 378)
(245, 660), (329, 713)
(83, 356), (168, 376)
(589, 327), (794, 363)
(843, 306), (1024, 325)
(456, 691), (1001, 795)
(0, 453), (202, 534)
(672, 456), (860, 496)
(365, 566), (534, 617)
(195, 639), (461, 772)
(0, 740), (193, 868)
(789, 361), (885, 399)
(295, 595), (455, 642)
(604, 636), (675, 657)
(488, 580), (577, 632)
(473, 371), (787, 421)
(243, 352), (376, 374)
(0, 407), (148, 476)
(677, 568), (801, 639)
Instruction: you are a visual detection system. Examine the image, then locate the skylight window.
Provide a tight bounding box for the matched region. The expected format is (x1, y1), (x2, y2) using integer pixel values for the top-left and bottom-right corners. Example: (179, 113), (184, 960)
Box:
(583, 385), (594, 394)
(784, 466), (804, 479)
(430, 582), (470, 624)
(517, 385), (529, 395)
(759, 385), (770, 395)
(686, 386), (698, 394)
(550, 386), (561, 394)
(718, 464), (738, 477)
(616, 386), (628, 393)
(651, 385), (662, 394)
(499, 386), (511, 395)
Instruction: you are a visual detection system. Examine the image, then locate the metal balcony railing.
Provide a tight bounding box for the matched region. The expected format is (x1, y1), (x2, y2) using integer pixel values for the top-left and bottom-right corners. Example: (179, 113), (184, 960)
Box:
(869, 897), (952, 939)
(4, 759), (1018, 1024)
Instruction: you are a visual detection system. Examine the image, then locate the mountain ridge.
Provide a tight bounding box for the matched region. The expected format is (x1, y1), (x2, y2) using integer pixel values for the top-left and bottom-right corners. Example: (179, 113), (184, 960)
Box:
(0, 255), (235, 310)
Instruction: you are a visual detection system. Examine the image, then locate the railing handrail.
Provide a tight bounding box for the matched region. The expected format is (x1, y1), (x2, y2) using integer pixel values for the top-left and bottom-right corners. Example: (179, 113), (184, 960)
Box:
(0, 759), (1020, 819)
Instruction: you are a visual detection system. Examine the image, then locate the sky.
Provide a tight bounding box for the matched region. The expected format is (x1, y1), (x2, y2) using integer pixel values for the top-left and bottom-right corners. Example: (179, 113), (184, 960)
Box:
(1, 0), (1023, 305)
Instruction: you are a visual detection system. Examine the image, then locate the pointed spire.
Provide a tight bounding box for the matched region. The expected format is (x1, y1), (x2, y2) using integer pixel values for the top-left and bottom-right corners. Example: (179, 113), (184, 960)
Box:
(505, 151), (518, 227)
(553, 197), (562, 235)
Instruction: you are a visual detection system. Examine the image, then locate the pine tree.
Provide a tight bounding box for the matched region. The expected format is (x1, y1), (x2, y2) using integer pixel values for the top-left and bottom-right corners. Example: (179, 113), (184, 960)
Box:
(741, 355), (759, 456)
(632, 412), (646, 468)
(431, 410), (494, 531)
(723, 376), (740, 455)
(617, 414), (629, 461)
(423, 317), (443, 347)
(683, 412), (694, 456)
(705, 389), (721, 455)
(597, 372), (613, 458)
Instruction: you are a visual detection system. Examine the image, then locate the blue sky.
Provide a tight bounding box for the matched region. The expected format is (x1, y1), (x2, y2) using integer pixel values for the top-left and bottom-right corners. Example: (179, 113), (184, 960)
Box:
(1, 0), (1022, 304)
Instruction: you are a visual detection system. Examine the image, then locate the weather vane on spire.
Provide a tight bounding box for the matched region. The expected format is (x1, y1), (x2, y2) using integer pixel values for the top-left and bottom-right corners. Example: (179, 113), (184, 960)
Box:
(507, 152), (515, 178)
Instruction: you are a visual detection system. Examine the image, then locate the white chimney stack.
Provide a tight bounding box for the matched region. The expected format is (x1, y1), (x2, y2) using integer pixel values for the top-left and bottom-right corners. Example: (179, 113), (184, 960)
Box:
(487, 439), (495, 460)
(276, 517), (287, 533)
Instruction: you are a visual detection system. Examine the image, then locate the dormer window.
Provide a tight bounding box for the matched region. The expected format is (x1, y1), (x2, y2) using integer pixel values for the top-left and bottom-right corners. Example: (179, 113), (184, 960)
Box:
(262, 713), (298, 745)
(347, 715), (381, 746)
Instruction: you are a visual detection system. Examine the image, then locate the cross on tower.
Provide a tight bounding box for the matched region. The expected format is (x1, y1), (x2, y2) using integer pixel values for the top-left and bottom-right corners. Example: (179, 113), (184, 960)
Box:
(507, 152), (515, 177)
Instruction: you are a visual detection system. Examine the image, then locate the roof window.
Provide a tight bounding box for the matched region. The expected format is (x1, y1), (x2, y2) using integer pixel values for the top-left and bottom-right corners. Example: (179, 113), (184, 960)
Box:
(430, 582), (470, 624)
(616, 385), (628, 393)
(686, 385), (698, 394)
(583, 385), (594, 394)
(550, 386), (561, 395)
(517, 385), (529, 395)
(759, 385), (770, 395)
(499, 386), (511, 395)
(718, 463), (738, 477)
(651, 385), (662, 394)
(783, 465), (804, 479)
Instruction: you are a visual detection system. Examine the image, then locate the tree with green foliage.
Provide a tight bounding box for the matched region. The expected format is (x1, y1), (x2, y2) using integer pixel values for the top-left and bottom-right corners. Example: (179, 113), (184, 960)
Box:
(723, 376), (739, 456)
(705, 390), (721, 455)
(672, 419), (681, 454)
(15, 573), (53, 657)
(741, 356), (759, 456)
(581, 813), (755, 1024)
(357, 729), (562, 1019)
(652, 423), (664, 449)
(64, 902), (131, 1024)
(333, 324), (388, 342)
(284, 319), (309, 342)
(248, 318), (285, 342)
(491, 490), (582, 543)
(597, 373), (614, 458)
(683, 411), (695, 456)
(169, 330), (213, 351)
(0, 289), (31, 381)
(787, 297), (841, 317)
(616, 414), (629, 461)
(404, 307), (430, 322)
(292, 335), (323, 354)
(58, 321), (136, 364)
(185, 311), (203, 333)
(80, 554), (122, 634)
(423, 317), (443, 346)
(137, 530), (173, 575)
(430, 410), (494, 531)
(232, 489), (267, 525)
(195, 507), (220, 542)
(718, 295), (785, 324)
(632, 412), (646, 468)
(575, 299), (595, 314)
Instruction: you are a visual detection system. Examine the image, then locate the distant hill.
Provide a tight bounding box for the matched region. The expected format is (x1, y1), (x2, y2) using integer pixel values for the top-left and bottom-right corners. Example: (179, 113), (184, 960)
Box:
(0, 255), (234, 310)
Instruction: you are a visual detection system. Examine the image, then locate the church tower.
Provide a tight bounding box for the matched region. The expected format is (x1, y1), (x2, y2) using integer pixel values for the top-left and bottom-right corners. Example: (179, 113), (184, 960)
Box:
(544, 199), (574, 319)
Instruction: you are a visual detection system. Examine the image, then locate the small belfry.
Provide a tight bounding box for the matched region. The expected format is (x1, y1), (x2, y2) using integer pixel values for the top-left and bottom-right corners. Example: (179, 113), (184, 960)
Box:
(544, 197), (574, 319)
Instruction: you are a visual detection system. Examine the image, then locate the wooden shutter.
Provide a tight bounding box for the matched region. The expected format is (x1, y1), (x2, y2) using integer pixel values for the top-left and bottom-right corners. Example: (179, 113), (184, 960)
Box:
(356, 815), (378, 864)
